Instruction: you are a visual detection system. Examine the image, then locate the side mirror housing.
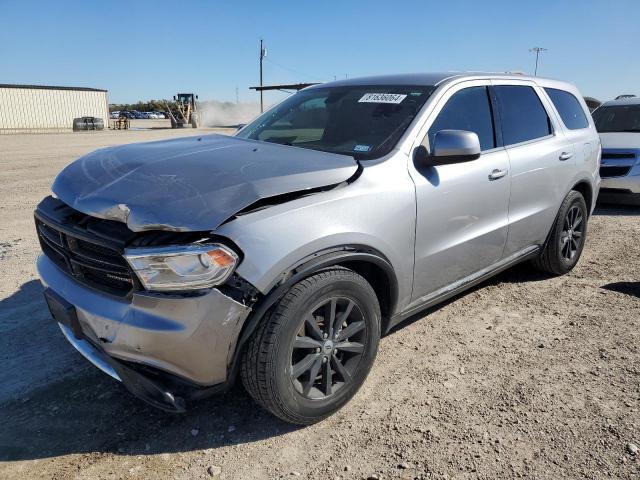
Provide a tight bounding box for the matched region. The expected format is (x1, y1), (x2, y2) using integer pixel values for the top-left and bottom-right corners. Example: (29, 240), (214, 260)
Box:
(414, 129), (482, 167)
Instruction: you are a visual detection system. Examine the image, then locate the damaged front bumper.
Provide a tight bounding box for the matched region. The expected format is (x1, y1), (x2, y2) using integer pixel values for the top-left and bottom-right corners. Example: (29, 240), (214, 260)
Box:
(38, 254), (251, 411)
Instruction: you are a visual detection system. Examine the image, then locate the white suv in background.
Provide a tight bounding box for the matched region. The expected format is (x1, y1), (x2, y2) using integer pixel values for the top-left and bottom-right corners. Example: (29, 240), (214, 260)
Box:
(593, 97), (640, 205)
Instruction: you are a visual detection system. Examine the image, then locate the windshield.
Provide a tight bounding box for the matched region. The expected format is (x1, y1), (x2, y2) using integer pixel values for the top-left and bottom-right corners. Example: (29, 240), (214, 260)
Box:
(236, 85), (434, 159)
(593, 104), (640, 133)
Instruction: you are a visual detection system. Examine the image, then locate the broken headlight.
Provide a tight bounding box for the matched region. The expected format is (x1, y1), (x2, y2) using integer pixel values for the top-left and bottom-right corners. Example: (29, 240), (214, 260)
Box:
(124, 244), (239, 291)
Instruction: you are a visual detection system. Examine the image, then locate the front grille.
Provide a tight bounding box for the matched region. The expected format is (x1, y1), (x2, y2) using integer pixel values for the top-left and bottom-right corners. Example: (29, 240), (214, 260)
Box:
(600, 188), (633, 195)
(36, 217), (135, 297)
(601, 152), (636, 160)
(600, 166), (632, 178)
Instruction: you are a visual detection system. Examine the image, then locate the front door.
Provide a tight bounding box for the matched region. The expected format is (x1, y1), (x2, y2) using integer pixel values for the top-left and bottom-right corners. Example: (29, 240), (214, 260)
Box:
(408, 82), (511, 303)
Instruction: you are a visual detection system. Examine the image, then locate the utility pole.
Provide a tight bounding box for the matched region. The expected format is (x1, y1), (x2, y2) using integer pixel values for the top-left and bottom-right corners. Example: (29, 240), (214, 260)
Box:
(235, 86), (239, 104)
(259, 39), (267, 112)
(529, 47), (548, 76)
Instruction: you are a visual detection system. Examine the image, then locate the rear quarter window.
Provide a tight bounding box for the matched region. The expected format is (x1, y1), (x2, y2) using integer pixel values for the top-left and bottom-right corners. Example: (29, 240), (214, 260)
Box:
(544, 88), (589, 130)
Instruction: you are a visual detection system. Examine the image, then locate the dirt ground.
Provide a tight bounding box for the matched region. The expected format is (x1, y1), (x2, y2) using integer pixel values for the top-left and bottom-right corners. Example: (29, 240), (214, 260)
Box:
(0, 124), (638, 480)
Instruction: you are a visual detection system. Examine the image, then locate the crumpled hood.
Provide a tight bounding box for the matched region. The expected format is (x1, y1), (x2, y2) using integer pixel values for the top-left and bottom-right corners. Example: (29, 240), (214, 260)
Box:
(599, 132), (640, 150)
(52, 134), (358, 232)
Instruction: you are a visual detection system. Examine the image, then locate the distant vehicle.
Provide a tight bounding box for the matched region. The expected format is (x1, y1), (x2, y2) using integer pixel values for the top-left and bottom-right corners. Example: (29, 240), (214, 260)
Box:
(154, 112), (166, 119)
(165, 93), (199, 128)
(146, 112), (159, 119)
(119, 111), (134, 119)
(584, 97), (601, 112)
(110, 111), (120, 119)
(593, 96), (640, 205)
(615, 95), (636, 100)
(36, 73), (600, 424)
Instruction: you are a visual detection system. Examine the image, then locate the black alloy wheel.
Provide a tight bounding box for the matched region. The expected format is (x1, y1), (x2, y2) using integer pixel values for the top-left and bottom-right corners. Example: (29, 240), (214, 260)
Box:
(290, 297), (367, 399)
(560, 205), (584, 261)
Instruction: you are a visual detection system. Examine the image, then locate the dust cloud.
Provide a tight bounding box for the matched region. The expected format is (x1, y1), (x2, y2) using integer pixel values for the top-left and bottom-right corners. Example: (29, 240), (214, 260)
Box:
(199, 101), (262, 127)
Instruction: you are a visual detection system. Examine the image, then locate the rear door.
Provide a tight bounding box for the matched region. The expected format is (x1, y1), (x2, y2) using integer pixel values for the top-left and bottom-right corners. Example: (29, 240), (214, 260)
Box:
(543, 87), (600, 211)
(491, 81), (575, 256)
(408, 80), (511, 301)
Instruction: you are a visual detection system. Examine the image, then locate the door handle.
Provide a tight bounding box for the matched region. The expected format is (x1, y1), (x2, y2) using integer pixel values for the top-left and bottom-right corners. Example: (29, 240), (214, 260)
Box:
(488, 168), (508, 180)
(559, 152), (573, 161)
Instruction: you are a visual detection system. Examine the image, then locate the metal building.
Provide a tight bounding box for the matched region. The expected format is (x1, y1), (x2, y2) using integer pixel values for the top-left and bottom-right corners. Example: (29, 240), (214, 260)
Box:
(0, 84), (108, 134)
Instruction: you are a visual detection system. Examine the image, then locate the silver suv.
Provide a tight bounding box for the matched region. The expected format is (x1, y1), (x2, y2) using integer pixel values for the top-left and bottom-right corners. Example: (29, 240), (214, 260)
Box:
(593, 96), (640, 205)
(36, 73), (600, 424)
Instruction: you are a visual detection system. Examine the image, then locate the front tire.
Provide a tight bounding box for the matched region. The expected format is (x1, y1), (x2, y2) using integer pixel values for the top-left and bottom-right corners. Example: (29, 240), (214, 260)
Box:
(532, 190), (588, 275)
(241, 268), (381, 425)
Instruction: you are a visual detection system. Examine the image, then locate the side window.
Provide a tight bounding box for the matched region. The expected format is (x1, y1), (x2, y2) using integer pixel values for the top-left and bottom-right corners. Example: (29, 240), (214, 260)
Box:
(427, 86), (496, 151)
(544, 88), (589, 130)
(494, 86), (552, 146)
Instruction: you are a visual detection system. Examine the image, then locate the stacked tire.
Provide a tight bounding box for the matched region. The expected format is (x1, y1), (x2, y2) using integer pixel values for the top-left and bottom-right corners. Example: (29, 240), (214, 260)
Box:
(73, 117), (104, 131)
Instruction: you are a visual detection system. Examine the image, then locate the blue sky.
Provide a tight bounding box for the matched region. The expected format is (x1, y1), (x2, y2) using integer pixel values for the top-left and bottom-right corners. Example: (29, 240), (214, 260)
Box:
(1, 0), (638, 105)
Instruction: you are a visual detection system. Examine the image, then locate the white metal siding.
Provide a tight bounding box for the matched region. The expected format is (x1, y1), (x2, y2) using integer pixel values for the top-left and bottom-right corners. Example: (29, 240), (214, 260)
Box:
(0, 87), (108, 133)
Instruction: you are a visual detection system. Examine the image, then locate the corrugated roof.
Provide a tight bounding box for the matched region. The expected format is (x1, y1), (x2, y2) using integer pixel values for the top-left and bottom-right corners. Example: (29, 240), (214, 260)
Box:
(0, 84), (107, 93)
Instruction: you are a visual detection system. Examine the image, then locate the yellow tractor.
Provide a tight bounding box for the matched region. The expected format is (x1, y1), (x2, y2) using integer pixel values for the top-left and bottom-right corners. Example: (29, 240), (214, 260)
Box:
(164, 93), (200, 128)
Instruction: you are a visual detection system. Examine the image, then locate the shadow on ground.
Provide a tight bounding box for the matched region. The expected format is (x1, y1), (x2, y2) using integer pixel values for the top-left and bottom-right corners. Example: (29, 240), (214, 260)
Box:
(0, 371), (297, 461)
(0, 280), (92, 405)
(593, 203), (640, 216)
(0, 279), (44, 318)
(601, 281), (640, 298)
(387, 262), (555, 334)
(0, 280), (298, 462)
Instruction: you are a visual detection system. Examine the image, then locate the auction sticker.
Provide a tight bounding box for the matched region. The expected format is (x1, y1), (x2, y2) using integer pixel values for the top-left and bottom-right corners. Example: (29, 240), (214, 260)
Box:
(358, 93), (407, 104)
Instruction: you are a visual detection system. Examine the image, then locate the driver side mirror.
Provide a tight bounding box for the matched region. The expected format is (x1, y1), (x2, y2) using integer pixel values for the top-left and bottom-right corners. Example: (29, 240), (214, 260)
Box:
(414, 129), (481, 168)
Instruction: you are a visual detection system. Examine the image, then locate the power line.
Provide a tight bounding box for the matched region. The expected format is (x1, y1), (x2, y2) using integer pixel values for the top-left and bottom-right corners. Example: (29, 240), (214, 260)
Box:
(263, 57), (323, 82)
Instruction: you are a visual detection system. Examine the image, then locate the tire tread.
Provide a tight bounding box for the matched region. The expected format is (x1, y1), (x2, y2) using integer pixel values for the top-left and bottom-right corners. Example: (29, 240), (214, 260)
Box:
(532, 190), (587, 275)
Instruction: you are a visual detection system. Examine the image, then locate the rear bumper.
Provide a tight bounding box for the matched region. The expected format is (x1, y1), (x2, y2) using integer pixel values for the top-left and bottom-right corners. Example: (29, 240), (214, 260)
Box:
(597, 188), (640, 206)
(38, 255), (252, 388)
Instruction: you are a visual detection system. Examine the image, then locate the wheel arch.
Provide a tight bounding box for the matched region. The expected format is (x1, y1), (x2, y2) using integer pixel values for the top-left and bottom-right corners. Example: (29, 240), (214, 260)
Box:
(571, 179), (594, 215)
(227, 246), (399, 382)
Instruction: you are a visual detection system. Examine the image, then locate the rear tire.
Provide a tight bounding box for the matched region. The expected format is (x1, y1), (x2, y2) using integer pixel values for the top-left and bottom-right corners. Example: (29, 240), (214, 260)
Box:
(241, 268), (381, 425)
(532, 190), (588, 275)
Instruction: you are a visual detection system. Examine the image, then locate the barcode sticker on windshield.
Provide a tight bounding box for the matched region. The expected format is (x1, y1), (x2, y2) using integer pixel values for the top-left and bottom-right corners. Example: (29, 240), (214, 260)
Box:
(358, 93), (407, 104)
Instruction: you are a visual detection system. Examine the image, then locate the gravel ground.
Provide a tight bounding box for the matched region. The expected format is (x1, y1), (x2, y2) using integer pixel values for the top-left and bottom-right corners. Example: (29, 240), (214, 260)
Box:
(0, 126), (638, 479)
